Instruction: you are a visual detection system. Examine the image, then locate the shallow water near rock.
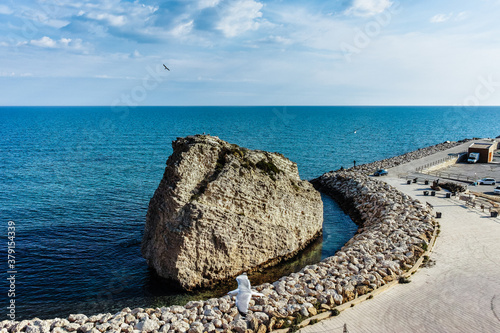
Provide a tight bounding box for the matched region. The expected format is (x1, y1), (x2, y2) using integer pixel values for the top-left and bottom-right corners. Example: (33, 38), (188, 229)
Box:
(0, 106), (497, 320)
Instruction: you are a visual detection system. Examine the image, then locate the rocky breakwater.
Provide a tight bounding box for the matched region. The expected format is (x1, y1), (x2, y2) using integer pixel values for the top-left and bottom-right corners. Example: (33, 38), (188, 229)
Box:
(311, 171), (436, 286)
(350, 139), (471, 175)
(141, 135), (323, 290)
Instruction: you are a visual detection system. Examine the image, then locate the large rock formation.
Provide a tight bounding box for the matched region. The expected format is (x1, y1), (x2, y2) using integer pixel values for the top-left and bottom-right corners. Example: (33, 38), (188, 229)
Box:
(141, 135), (323, 290)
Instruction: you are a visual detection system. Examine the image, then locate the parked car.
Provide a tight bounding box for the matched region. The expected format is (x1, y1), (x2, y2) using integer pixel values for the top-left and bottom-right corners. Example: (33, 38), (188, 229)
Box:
(494, 186), (500, 195)
(476, 178), (496, 185)
(373, 169), (388, 176)
(467, 152), (480, 163)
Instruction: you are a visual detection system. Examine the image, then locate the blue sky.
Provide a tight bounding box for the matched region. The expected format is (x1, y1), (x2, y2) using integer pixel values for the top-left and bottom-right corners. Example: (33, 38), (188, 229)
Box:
(1, 0), (500, 106)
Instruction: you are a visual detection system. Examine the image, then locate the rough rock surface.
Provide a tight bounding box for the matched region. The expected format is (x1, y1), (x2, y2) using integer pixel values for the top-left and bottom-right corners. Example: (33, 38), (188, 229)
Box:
(141, 135), (323, 289)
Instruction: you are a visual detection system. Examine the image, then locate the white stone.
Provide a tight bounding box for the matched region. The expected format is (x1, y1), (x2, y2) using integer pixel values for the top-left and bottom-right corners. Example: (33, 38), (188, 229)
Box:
(134, 319), (159, 333)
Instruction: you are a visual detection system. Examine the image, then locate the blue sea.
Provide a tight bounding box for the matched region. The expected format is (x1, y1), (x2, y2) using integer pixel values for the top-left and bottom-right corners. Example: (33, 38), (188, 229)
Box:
(1, 106), (498, 320)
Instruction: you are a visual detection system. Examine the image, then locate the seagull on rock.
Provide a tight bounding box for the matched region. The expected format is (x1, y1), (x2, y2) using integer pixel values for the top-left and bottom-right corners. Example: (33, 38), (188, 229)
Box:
(227, 273), (264, 319)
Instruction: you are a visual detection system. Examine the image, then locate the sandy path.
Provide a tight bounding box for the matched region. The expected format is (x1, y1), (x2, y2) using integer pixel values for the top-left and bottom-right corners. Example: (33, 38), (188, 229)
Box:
(301, 176), (500, 333)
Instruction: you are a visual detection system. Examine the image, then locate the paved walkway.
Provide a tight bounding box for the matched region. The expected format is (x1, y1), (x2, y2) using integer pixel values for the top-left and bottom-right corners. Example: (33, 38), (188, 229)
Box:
(387, 140), (473, 177)
(301, 164), (500, 332)
(389, 139), (499, 189)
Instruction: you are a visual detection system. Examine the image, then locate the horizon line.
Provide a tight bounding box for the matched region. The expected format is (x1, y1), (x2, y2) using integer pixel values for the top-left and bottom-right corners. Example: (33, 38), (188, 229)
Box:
(1, 105), (500, 108)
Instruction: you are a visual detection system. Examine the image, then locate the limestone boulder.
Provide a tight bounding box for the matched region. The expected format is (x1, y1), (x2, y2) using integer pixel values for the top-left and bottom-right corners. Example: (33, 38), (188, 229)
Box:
(141, 135), (323, 289)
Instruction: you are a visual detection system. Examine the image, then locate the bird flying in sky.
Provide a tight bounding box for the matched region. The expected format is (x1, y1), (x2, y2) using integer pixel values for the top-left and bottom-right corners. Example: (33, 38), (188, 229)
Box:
(163, 64), (170, 71)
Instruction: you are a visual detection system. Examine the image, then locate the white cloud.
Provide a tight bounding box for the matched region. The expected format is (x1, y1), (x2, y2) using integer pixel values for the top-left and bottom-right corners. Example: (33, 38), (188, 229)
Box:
(18, 8), (71, 29)
(94, 74), (136, 80)
(81, 0), (158, 31)
(198, 0), (221, 10)
(216, 0), (263, 37)
(346, 0), (393, 17)
(430, 11), (468, 24)
(60, 38), (72, 46)
(29, 36), (88, 52)
(0, 4), (13, 15)
(86, 12), (127, 27)
(430, 13), (453, 23)
(264, 35), (292, 45)
(66, 38), (88, 52)
(30, 36), (58, 48)
(0, 72), (33, 79)
(272, 8), (352, 52)
(44, 19), (71, 29)
(455, 11), (467, 21)
(171, 20), (194, 37)
(132, 50), (142, 58)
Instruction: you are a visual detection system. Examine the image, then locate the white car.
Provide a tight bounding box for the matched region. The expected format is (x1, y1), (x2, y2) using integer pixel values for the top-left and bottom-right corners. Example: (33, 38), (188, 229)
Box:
(476, 178), (496, 185)
(494, 186), (500, 195)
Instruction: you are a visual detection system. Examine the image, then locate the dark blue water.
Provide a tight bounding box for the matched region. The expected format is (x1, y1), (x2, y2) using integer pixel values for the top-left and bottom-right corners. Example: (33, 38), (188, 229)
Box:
(0, 106), (498, 320)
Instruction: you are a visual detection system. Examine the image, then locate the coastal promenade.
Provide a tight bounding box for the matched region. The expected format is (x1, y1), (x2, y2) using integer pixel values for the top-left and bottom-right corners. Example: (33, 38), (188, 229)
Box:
(386, 140), (472, 176)
(301, 148), (500, 332)
(388, 139), (500, 187)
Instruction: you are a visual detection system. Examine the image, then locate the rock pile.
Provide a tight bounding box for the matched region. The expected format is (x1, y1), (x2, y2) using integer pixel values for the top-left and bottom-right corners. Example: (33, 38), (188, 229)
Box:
(349, 139), (470, 175)
(2, 171), (436, 333)
(141, 135), (323, 290)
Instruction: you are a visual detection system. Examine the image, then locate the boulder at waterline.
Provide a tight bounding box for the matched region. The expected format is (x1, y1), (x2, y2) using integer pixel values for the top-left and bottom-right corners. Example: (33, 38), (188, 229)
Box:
(141, 135), (323, 290)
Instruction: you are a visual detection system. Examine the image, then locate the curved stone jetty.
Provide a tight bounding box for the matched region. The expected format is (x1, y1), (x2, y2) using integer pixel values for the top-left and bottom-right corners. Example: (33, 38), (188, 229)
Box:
(1, 170), (436, 333)
(350, 139), (470, 175)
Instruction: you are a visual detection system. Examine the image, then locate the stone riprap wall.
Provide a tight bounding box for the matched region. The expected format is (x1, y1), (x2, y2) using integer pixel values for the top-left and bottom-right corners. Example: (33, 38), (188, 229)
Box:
(1, 171), (436, 333)
(350, 139), (471, 175)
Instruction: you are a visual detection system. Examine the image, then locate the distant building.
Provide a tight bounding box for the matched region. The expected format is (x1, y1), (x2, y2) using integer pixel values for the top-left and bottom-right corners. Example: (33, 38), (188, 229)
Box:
(468, 141), (496, 163)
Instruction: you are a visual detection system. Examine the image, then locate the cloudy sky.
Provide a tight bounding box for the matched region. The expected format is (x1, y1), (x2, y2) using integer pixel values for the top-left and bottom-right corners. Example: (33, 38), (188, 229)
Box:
(1, 0), (500, 106)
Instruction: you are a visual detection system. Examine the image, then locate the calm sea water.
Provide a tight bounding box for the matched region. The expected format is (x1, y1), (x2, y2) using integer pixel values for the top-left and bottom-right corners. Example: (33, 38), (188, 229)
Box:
(0, 106), (498, 320)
